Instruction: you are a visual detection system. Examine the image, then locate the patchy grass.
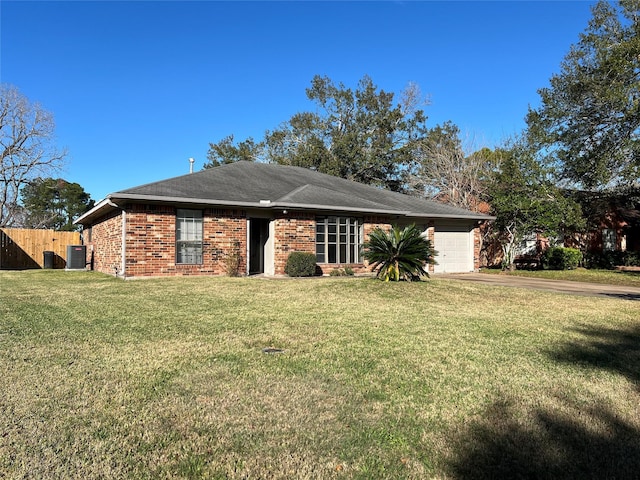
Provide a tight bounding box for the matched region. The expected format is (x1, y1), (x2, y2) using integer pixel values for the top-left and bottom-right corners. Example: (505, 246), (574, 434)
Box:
(481, 267), (640, 288)
(1, 270), (639, 479)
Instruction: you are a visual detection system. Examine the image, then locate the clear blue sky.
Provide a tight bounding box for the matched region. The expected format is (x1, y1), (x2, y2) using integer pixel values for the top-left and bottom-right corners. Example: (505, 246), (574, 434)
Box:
(2, 0), (597, 201)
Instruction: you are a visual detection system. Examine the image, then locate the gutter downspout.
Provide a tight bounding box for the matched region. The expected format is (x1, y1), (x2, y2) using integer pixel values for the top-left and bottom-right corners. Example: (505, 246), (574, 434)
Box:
(121, 209), (126, 278)
(107, 200), (126, 278)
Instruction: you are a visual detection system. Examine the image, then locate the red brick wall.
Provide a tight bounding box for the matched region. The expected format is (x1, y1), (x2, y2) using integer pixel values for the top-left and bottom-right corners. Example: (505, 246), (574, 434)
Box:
(473, 226), (482, 271)
(272, 212), (315, 275)
(425, 221), (435, 273)
(124, 204), (175, 277)
(85, 209), (123, 275)
(87, 204), (247, 278)
(363, 215), (392, 238)
(204, 208), (247, 276)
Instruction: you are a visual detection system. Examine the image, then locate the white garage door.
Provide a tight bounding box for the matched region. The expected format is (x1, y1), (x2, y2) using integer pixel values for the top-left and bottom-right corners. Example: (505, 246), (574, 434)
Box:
(433, 224), (474, 273)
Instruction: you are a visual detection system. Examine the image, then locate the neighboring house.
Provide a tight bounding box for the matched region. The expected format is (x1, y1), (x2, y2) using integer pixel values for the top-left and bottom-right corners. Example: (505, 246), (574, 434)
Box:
(75, 162), (493, 278)
(481, 188), (640, 269)
(565, 188), (640, 258)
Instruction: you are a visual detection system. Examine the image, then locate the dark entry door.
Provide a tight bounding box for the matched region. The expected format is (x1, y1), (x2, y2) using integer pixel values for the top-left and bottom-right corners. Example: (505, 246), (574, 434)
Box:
(249, 218), (270, 274)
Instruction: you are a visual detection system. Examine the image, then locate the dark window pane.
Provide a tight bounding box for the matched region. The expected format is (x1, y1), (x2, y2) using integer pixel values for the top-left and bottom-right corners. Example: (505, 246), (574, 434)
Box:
(340, 244), (347, 263)
(328, 244), (337, 263)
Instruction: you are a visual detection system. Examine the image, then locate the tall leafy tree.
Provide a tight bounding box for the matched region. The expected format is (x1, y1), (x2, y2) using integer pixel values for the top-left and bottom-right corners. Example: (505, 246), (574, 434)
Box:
(20, 177), (93, 231)
(1, 84), (67, 227)
(204, 134), (263, 168)
(269, 75), (429, 191)
(488, 137), (584, 270)
(526, 0), (640, 189)
(207, 75), (429, 192)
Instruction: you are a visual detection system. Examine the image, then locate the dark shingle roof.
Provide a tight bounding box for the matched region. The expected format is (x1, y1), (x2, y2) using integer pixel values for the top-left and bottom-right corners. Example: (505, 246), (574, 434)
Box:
(78, 161), (493, 224)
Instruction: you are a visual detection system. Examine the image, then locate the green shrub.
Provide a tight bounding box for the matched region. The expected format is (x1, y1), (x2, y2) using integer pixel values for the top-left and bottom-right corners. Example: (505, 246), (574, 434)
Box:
(584, 251), (618, 269)
(542, 247), (583, 270)
(584, 250), (640, 269)
(624, 251), (640, 266)
(284, 252), (318, 277)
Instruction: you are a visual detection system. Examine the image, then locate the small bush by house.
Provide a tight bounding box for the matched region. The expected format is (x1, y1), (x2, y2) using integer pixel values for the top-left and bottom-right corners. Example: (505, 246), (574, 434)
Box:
(583, 250), (640, 269)
(542, 247), (582, 270)
(329, 266), (355, 276)
(284, 252), (317, 277)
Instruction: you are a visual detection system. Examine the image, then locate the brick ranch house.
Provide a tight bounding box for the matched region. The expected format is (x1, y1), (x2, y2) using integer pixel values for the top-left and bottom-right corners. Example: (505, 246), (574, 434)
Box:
(74, 161), (493, 279)
(481, 187), (640, 269)
(565, 188), (640, 255)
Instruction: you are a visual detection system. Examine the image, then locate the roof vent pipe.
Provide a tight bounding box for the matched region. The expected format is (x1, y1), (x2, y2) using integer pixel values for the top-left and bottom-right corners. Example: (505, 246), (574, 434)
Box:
(189, 157), (195, 173)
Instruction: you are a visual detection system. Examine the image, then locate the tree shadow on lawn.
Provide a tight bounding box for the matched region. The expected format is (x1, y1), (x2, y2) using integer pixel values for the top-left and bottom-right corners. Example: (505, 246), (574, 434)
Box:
(445, 324), (640, 479)
(603, 292), (640, 301)
(551, 324), (640, 387)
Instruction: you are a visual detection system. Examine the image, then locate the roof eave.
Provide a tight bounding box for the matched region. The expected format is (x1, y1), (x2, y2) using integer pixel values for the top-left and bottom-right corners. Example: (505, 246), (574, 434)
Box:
(272, 201), (408, 216)
(404, 212), (495, 221)
(74, 197), (120, 225)
(80, 193), (412, 218)
(73, 193), (496, 225)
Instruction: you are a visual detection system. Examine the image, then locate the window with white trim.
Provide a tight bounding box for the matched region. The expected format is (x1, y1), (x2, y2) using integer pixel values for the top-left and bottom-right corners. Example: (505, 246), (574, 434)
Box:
(315, 216), (363, 263)
(176, 209), (203, 264)
(602, 228), (616, 252)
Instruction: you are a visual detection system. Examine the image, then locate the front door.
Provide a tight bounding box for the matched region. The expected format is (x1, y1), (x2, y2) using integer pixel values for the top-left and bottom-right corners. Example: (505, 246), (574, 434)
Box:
(249, 218), (270, 274)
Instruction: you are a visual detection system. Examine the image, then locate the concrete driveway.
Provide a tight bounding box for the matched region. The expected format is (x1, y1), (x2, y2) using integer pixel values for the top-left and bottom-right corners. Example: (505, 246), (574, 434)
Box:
(438, 273), (640, 301)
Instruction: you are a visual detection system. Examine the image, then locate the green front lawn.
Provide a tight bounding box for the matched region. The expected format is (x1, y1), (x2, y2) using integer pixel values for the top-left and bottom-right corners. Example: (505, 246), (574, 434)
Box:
(1, 271), (639, 479)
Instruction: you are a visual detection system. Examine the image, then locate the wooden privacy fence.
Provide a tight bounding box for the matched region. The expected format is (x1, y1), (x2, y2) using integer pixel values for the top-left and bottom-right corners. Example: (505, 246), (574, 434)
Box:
(0, 228), (81, 269)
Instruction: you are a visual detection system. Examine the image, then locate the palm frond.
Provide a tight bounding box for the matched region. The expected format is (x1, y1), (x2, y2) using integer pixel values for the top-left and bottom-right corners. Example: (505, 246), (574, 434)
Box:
(362, 224), (437, 281)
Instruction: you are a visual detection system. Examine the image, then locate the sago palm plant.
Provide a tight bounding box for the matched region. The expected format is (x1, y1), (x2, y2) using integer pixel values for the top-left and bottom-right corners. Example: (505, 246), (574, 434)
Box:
(363, 224), (437, 281)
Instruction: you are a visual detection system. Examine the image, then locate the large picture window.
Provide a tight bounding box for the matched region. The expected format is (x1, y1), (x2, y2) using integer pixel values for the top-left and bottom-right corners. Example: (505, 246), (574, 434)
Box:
(316, 216), (363, 264)
(176, 209), (203, 264)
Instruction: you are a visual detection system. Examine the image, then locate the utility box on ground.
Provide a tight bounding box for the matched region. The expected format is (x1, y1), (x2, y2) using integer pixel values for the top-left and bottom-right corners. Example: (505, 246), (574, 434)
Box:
(66, 245), (86, 270)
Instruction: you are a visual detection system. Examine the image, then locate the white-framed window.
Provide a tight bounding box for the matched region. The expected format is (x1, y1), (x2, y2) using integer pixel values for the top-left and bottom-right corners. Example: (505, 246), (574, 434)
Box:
(602, 228), (616, 252)
(518, 233), (538, 256)
(176, 209), (203, 264)
(315, 216), (363, 264)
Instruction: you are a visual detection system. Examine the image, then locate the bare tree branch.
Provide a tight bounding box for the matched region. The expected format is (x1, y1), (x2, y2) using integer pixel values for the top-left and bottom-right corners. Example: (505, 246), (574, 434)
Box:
(0, 84), (66, 226)
(409, 123), (495, 212)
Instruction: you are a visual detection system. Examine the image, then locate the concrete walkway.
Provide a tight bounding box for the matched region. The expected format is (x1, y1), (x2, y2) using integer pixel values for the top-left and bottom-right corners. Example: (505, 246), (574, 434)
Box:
(438, 273), (640, 301)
